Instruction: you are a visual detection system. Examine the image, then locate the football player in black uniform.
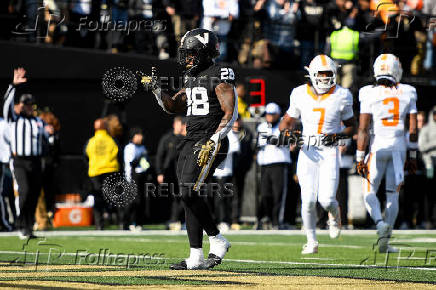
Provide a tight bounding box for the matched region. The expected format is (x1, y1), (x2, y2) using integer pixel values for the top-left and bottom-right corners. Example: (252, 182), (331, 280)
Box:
(143, 28), (238, 270)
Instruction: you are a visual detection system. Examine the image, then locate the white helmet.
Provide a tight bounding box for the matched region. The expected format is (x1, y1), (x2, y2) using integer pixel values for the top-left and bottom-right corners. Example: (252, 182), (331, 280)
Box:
(305, 54), (337, 94)
(373, 53), (403, 83)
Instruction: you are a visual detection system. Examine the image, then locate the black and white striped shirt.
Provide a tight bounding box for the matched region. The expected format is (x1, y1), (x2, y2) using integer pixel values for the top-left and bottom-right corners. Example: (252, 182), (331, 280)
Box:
(3, 85), (47, 157)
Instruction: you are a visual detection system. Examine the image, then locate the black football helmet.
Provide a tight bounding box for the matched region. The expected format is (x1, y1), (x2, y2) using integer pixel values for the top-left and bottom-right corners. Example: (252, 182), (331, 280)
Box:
(178, 28), (220, 76)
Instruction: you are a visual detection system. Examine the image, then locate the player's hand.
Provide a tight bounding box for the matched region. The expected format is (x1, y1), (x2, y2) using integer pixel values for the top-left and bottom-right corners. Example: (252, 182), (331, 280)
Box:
(356, 161), (369, 179)
(404, 159), (417, 175)
(140, 67), (158, 91)
(197, 140), (215, 167)
(322, 133), (338, 146)
(13, 67), (27, 86)
(278, 129), (301, 146)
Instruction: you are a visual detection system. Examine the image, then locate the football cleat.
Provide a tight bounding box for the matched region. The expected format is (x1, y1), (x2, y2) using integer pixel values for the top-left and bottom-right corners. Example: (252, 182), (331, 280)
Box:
(170, 258), (206, 270)
(376, 221), (391, 252)
(301, 242), (319, 254)
(328, 211), (341, 239)
(209, 234), (231, 260)
(203, 253), (223, 269)
(379, 245), (399, 253)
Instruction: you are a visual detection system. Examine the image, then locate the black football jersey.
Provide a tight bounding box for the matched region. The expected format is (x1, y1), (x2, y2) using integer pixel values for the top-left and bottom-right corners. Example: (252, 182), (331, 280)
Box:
(183, 64), (236, 141)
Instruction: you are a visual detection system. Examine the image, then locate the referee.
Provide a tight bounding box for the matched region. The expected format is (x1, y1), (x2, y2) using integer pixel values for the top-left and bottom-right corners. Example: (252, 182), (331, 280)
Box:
(3, 68), (50, 239)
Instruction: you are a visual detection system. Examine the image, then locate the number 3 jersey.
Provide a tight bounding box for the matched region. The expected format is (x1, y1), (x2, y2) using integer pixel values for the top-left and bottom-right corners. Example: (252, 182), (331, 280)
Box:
(286, 84), (354, 145)
(184, 64), (236, 142)
(359, 83), (417, 151)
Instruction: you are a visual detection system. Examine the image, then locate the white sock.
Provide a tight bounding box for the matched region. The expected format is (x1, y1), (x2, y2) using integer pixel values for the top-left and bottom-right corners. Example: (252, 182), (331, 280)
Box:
(188, 248), (204, 262)
(385, 191), (399, 227)
(302, 203), (317, 243)
(364, 192), (383, 224)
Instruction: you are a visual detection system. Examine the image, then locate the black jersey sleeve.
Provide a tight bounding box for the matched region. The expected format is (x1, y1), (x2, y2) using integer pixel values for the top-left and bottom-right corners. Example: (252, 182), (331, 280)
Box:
(215, 65), (236, 86)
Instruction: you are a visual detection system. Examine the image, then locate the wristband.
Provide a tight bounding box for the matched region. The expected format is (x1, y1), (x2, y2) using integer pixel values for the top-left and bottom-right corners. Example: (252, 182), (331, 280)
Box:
(409, 150), (417, 159)
(356, 150), (365, 162)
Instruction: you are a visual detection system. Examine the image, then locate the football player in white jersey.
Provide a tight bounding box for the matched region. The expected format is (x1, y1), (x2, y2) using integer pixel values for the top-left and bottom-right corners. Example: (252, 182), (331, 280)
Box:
(356, 54), (418, 253)
(280, 55), (356, 254)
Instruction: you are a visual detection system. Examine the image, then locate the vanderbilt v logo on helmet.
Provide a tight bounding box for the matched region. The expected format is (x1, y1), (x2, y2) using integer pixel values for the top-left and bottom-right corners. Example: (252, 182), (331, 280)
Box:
(178, 28), (220, 76)
(194, 33), (209, 45)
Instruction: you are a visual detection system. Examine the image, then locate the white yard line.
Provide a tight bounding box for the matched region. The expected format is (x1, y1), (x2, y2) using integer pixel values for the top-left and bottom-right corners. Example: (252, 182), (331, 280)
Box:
(1, 229), (436, 237)
(0, 251), (435, 272)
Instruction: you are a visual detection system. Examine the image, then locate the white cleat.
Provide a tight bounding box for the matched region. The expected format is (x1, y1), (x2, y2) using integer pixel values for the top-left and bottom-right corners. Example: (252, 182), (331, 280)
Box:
(209, 233), (231, 259)
(328, 211), (341, 239)
(301, 242), (319, 254)
(379, 245), (399, 253)
(376, 221), (391, 252)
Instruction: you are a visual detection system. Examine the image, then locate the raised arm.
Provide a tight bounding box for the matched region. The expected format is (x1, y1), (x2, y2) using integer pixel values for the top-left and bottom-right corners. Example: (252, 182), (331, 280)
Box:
(141, 67), (187, 114)
(4, 67), (27, 122)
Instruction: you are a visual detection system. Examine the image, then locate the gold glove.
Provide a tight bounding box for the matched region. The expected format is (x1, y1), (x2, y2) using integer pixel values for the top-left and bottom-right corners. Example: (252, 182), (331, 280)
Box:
(197, 140), (215, 167)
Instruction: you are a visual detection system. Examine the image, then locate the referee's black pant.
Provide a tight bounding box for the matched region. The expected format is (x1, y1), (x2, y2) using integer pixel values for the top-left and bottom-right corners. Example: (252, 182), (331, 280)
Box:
(257, 163), (289, 227)
(13, 157), (42, 235)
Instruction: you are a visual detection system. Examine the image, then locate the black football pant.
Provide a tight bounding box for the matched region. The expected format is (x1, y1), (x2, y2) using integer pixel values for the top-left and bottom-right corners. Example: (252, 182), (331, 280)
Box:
(90, 173), (113, 230)
(119, 172), (146, 229)
(257, 163), (289, 226)
(177, 138), (229, 249)
(13, 157), (42, 235)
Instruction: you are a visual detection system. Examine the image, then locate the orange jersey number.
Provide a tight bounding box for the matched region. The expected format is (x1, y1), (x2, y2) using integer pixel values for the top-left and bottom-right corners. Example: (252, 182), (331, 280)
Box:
(382, 97), (399, 127)
(313, 108), (325, 134)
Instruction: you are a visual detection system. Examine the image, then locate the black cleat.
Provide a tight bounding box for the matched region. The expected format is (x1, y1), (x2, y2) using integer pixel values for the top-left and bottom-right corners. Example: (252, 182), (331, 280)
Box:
(203, 253), (222, 269)
(170, 260), (188, 270)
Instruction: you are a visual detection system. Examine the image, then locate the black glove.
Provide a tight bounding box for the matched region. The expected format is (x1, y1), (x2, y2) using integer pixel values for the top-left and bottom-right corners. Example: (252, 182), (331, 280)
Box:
(322, 133), (347, 146)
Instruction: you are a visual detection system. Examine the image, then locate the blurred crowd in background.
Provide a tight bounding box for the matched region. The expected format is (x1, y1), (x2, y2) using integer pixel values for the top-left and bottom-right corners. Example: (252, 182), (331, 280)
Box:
(1, 81), (435, 234)
(1, 0), (436, 78)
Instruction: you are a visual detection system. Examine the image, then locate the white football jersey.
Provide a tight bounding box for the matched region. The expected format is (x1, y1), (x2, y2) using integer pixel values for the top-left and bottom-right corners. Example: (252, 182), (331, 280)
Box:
(286, 84), (354, 142)
(359, 83), (417, 151)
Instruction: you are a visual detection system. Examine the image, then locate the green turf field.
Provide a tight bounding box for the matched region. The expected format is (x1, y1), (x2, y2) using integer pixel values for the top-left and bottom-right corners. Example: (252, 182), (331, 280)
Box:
(0, 230), (435, 288)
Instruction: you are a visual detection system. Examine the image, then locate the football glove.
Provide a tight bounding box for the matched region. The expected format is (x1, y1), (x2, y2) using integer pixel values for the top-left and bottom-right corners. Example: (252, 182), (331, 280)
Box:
(140, 67), (158, 91)
(197, 140), (215, 167)
(321, 133), (345, 146)
(356, 160), (369, 179)
(278, 129), (301, 146)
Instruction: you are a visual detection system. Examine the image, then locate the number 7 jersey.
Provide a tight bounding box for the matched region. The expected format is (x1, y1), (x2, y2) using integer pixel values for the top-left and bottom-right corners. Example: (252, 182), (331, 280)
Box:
(358, 83), (417, 151)
(286, 84), (354, 141)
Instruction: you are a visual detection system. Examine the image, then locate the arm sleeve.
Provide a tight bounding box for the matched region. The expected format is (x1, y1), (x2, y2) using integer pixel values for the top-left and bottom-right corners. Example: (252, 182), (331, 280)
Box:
(257, 124), (268, 147)
(3, 85), (17, 122)
(124, 144), (134, 182)
(341, 90), (354, 121)
(358, 87), (372, 114)
(408, 87), (418, 114)
(286, 89), (300, 119)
